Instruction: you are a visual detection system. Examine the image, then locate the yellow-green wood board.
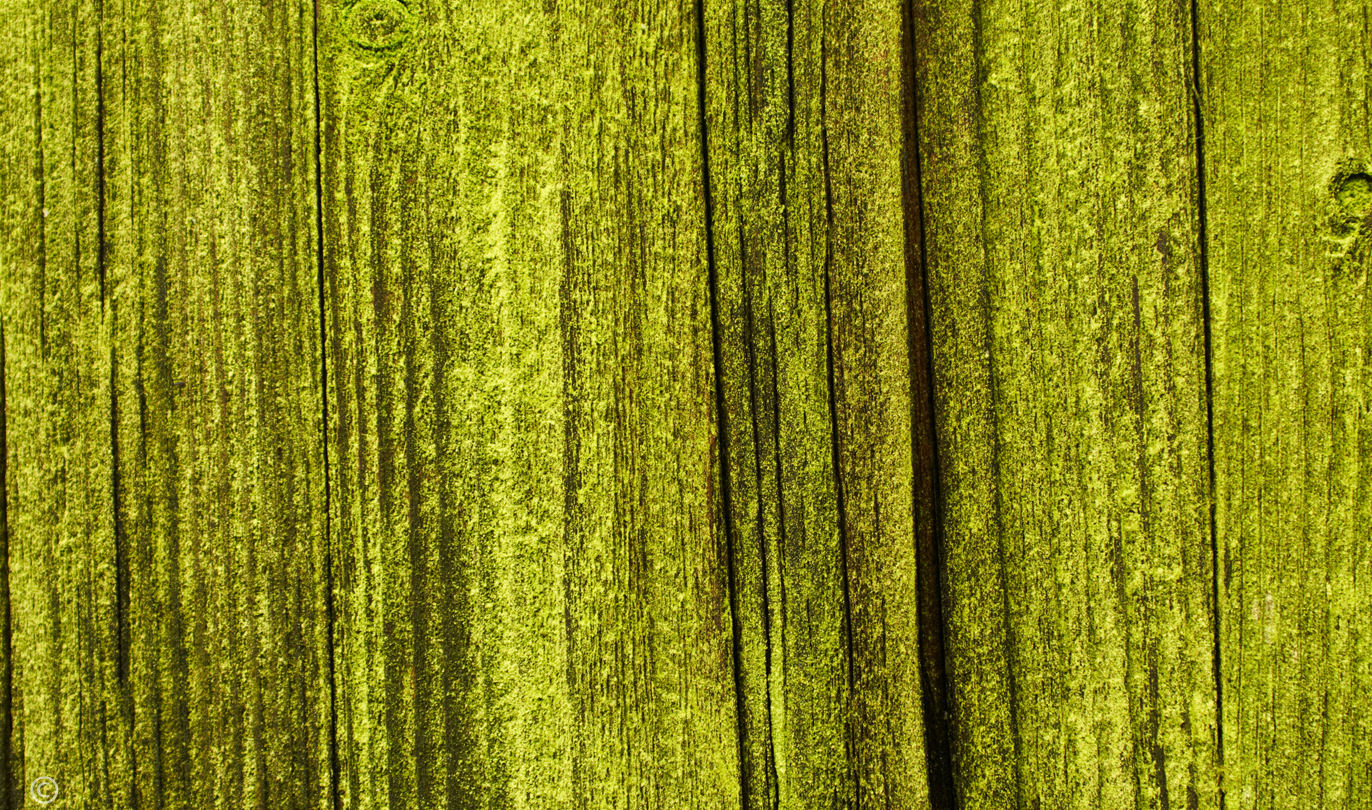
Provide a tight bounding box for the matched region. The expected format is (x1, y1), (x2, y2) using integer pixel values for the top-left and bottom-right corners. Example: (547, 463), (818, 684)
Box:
(0, 0), (1369, 807)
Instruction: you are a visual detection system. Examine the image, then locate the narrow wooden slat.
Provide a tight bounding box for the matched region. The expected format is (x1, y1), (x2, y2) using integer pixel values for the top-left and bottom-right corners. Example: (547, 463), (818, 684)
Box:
(702, 0), (929, 805)
(0, 6), (49, 807)
(0, 0), (331, 805)
(911, 0), (1219, 805)
(317, 0), (741, 805)
(317, 1), (572, 805)
(1201, 2), (1372, 806)
(555, 0), (744, 803)
(115, 0), (332, 806)
(0, 1), (123, 805)
(556, 0), (743, 805)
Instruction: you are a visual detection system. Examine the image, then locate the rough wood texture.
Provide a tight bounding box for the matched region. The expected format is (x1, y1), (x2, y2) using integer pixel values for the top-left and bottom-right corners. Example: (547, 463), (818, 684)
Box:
(554, 3), (740, 805)
(2, 0), (332, 807)
(1201, 1), (1372, 806)
(702, 0), (928, 805)
(0, 1), (123, 806)
(317, 0), (737, 806)
(2, 0), (1370, 808)
(117, 2), (333, 806)
(317, 1), (568, 805)
(125, 0), (333, 806)
(911, 0), (1219, 805)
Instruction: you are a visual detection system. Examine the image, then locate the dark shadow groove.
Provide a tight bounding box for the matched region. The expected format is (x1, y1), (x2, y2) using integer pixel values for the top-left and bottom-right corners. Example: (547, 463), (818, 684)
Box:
(818, 11), (859, 809)
(694, 3), (753, 808)
(0, 321), (14, 810)
(111, 335), (128, 686)
(34, 44), (47, 358)
(897, 1), (956, 807)
(765, 300), (789, 810)
(739, 223), (781, 810)
(310, 5), (343, 809)
(95, 0), (107, 313)
(966, 0), (1024, 796)
(1187, 1), (1223, 806)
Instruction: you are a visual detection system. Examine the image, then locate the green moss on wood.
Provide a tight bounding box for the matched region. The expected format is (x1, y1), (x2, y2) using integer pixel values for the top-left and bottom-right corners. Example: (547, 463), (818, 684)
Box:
(912, 0), (1218, 805)
(1202, 1), (1372, 806)
(1, 1), (1370, 808)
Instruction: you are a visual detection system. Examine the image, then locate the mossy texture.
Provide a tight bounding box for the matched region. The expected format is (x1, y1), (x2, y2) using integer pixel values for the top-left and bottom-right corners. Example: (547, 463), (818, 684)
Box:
(0, 0), (1368, 808)
(702, 0), (928, 806)
(1, 0), (332, 808)
(912, 0), (1217, 806)
(1202, 2), (1372, 807)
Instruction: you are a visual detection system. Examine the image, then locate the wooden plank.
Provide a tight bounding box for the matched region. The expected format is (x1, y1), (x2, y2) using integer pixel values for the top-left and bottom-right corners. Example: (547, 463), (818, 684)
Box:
(2, 0), (333, 806)
(910, 0), (1220, 806)
(555, 0), (745, 805)
(701, 0), (929, 805)
(555, 1), (742, 804)
(0, 9), (30, 809)
(0, 5), (53, 807)
(316, 0), (740, 805)
(115, 0), (333, 806)
(0, 1), (124, 805)
(316, 2), (569, 805)
(17, 1), (1371, 808)
(1200, 1), (1372, 806)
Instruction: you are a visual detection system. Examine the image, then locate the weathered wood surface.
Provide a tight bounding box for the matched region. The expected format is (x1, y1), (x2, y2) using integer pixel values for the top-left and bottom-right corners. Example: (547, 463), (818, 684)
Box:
(702, 0), (927, 805)
(2, 1), (332, 807)
(0, 0), (1368, 808)
(1201, 2), (1372, 806)
(911, 0), (1220, 806)
(317, 0), (740, 805)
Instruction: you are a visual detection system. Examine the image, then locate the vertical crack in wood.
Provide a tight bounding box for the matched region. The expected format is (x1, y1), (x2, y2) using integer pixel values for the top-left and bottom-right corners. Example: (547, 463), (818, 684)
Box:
(765, 300), (789, 810)
(71, 16), (81, 295)
(103, 316), (125, 810)
(695, 2), (753, 807)
(774, 2), (797, 794)
(1187, 0), (1222, 806)
(818, 10), (859, 808)
(0, 321), (13, 810)
(965, 0), (1024, 795)
(898, 1), (956, 807)
(132, 296), (148, 808)
(111, 334), (127, 687)
(34, 43), (47, 358)
(555, 183), (582, 805)
(310, 4), (343, 808)
(95, 0), (107, 313)
(740, 220), (781, 810)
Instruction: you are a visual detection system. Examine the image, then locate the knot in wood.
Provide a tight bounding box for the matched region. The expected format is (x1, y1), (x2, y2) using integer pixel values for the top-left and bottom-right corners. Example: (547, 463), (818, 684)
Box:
(346, 0), (413, 50)
(1326, 165), (1372, 244)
